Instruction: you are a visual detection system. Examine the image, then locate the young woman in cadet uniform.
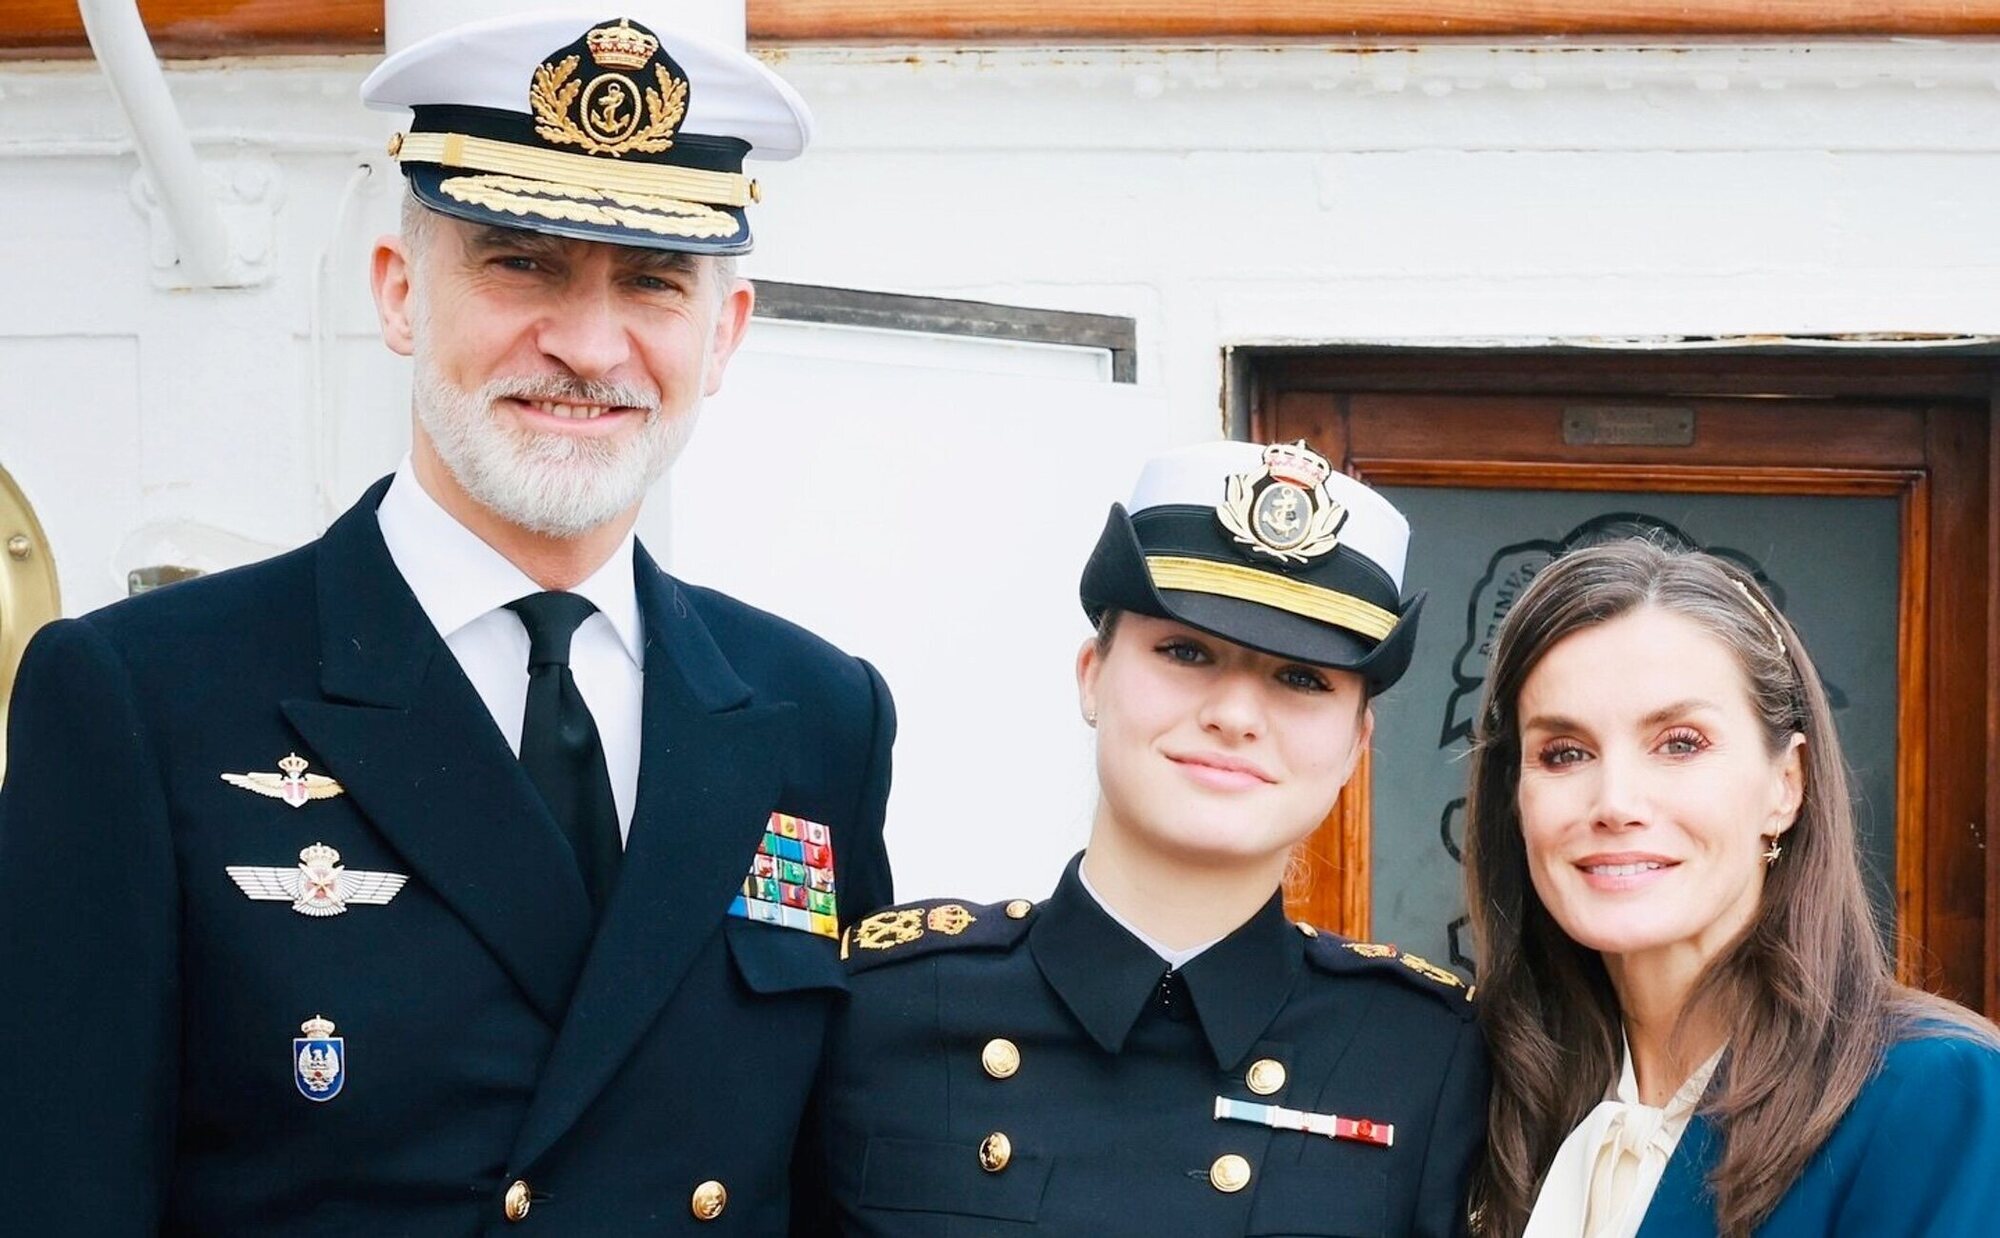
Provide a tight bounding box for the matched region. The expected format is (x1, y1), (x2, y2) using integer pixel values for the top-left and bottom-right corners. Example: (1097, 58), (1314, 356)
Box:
(803, 440), (1488, 1237)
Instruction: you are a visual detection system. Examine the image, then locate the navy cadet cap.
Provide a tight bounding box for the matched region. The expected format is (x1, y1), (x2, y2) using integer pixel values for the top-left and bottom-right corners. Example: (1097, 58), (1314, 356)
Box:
(361, 9), (813, 255)
(1080, 440), (1426, 693)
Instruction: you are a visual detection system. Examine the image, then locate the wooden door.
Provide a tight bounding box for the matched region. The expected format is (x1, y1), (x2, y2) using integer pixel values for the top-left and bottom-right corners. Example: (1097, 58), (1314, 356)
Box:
(1256, 361), (1992, 1016)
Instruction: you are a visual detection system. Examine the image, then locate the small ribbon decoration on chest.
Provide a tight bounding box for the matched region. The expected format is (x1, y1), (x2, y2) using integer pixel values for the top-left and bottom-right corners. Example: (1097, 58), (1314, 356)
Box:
(1214, 1096), (1395, 1147)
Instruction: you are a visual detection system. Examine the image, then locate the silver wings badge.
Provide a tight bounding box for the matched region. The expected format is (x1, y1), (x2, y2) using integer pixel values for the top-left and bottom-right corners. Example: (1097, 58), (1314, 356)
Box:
(226, 843), (407, 917)
(221, 752), (344, 808)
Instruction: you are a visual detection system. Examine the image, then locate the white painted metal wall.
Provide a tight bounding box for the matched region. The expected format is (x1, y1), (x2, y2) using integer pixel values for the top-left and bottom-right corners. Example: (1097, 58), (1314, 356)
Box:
(3, 41), (1999, 901)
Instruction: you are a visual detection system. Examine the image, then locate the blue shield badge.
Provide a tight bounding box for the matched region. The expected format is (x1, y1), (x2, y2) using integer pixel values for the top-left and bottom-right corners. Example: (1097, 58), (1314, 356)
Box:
(294, 1015), (345, 1102)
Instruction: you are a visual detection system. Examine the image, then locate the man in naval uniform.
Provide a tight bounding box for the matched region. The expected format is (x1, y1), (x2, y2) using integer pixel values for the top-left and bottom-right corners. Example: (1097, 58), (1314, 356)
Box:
(0, 10), (891, 1234)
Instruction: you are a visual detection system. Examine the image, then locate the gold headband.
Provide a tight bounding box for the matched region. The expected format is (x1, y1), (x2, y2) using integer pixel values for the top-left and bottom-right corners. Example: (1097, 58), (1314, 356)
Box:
(1731, 578), (1787, 657)
(1143, 556), (1399, 642)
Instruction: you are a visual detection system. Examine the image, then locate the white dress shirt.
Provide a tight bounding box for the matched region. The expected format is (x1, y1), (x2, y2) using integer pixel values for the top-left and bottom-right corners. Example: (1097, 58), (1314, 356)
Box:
(1077, 863), (1223, 970)
(375, 459), (645, 841)
(1523, 1037), (1724, 1238)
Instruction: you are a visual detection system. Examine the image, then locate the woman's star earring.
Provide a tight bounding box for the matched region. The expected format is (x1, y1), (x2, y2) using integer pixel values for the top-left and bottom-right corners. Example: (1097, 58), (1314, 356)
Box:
(1084, 708), (1098, 727)
(1761, 836), (1784, 866)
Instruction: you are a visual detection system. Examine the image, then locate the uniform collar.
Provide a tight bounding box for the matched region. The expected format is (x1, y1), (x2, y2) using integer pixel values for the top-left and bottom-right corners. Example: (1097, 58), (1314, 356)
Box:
(1029, 854), (1305, 1071)
(377, 457), (643, 667)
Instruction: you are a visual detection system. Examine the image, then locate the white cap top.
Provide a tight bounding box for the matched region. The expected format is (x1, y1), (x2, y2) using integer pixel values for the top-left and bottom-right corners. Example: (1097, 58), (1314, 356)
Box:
(1127, 440), (1410, 589)
(360, 7), (813, 160)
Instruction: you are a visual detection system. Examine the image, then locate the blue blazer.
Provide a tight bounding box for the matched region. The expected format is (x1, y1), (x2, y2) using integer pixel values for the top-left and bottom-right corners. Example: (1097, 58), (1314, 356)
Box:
(0, 478), (895, 1235)
(1637, 1031), (2000, 1236)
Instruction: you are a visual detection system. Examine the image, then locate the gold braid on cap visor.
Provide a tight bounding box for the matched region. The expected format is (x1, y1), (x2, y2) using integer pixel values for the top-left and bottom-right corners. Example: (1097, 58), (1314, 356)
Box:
(394, 131), (754, 207)
(1143, 556), (1399, 642)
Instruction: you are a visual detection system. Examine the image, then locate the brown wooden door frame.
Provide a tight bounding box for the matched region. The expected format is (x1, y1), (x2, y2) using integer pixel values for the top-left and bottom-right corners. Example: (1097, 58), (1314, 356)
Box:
(1251, 349), (1996, 1018)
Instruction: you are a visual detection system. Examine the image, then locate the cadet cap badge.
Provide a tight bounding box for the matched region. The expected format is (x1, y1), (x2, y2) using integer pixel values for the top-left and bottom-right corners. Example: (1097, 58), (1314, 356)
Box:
(221, 752), (343, 809)
(294, 1015), (345, 1102)
(1216, 440), (1348, 564)
(227, 843), (408, 917)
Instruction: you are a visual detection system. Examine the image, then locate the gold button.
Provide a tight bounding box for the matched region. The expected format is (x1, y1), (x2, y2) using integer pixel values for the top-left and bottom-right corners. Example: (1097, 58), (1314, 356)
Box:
(1210, 1153), (1252, 1193)
(503, 1179), (532, 1222)
(1005, 899), (1033, 919)
(1295, 921), (1319, 938)
(1246, 1058), (1287, 1095)
(386, 132), (404, 158)
(690, 1180), (727, 1221)
(982, 1038), (1021, 1079)
(978, 1131), (1012, 1172)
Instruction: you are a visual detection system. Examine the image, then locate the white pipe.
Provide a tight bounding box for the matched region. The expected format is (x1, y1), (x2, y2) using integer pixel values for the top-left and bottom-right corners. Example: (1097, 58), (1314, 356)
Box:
(76, 0), (235, 287)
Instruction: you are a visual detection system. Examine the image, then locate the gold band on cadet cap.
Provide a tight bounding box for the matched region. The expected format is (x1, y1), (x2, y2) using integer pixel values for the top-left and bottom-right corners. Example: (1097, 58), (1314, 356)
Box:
(395, 131), (755, 207)
(1143, 556), (1399, 642)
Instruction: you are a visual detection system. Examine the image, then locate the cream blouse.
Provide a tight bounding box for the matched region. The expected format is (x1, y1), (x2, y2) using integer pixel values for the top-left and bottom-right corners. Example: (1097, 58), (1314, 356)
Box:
(1521, 1039), (1724, 1238)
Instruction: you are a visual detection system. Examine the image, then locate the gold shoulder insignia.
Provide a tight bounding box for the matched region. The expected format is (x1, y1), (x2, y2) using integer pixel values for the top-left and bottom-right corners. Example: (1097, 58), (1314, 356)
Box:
(1328, 940), (1472, 1008)
(853, 907), (926, 951)
(1399, 951), (1472, 998)
(925, 903), (976, 935)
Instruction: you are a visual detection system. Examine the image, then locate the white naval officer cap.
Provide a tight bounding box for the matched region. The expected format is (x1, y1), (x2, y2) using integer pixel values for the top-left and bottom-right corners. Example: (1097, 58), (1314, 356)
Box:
(361, 8), (813, 254)
(1079, 440), (1425, 692)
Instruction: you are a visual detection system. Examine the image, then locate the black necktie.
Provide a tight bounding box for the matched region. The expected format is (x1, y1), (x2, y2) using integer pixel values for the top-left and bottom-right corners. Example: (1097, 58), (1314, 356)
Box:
(507, 591), (621, 915)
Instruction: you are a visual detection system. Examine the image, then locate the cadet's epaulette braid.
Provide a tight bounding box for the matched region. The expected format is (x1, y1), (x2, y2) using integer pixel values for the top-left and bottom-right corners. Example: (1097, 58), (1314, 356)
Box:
(839, 897), (1037, 972)
(1299, 927), (1478, 1016)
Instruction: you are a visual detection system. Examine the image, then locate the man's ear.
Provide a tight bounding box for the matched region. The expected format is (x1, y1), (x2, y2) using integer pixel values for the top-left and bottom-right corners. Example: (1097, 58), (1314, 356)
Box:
(702, 275), (756, 397)
(371, 234), (417, 358)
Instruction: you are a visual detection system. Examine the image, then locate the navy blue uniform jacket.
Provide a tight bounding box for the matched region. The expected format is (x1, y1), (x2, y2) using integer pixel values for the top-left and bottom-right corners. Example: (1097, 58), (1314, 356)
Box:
(1637, 1031), (2000, 1236)
(810, 859), (1489, 1236)
(0, 479), (895, 1235)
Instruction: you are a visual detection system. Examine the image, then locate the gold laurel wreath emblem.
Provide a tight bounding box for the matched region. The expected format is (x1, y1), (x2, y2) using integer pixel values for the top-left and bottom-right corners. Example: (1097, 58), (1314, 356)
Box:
(440, 175), (741, 240)
(531, 56), (687, 157)
(1216, 473), (1347, 564)
(925, 904), (977, 935)
(1399, 952), (1465, 988)
(854, 908), (926, 951)
(1342, 942), (1399, 960)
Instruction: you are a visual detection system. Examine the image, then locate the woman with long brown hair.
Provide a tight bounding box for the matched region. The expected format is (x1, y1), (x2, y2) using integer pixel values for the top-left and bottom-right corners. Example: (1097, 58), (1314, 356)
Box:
(1462, 539), (2000, 1237)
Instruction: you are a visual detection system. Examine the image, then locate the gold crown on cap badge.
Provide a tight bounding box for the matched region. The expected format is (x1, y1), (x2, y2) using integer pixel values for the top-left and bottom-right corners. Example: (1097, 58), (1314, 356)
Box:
(585, 18), (658, 69)
(1216, 440), (1348, 564)
(531, 18), (687, 157)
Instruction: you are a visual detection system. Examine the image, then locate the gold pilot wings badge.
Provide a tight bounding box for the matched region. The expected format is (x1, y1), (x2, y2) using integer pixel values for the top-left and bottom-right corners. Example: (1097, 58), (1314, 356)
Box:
(227, 843), (408, 917)
(222, 753), (344, 808)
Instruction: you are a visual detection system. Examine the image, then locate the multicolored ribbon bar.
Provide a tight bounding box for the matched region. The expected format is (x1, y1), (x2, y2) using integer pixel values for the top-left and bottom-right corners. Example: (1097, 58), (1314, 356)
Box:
(1213, 1096), (1394, 1147)
(728, 813), (839, 939)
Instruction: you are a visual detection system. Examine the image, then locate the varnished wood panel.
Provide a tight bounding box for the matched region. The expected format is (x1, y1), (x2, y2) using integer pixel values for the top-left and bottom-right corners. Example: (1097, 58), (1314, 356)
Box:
(1253, 351), (1998, 403)
(1989, 388), (2000, 1018)
(1920, 404), (1990, 1008)
(1345, 395), (1930, 472)
(14, 1), (2000, 57)
(755, 1), (2000, 39)
(2, 1), (381, 58)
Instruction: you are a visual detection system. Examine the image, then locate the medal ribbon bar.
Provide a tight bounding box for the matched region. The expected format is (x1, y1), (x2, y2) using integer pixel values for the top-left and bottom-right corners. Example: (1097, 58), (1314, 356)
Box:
(1213, 1096), (1395, 1147)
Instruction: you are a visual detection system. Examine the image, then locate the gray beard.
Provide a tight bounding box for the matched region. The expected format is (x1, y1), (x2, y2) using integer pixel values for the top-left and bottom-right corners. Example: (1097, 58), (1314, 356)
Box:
(411, 358), (694, 539)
